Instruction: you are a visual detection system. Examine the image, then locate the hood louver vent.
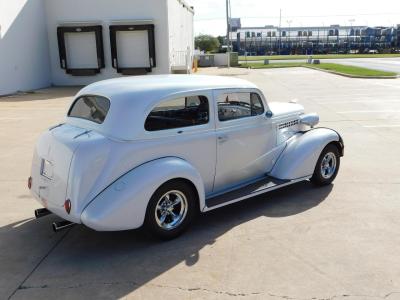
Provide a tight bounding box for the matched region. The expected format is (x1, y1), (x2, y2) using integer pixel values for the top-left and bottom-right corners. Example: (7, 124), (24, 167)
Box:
(278, 119), (299, 130)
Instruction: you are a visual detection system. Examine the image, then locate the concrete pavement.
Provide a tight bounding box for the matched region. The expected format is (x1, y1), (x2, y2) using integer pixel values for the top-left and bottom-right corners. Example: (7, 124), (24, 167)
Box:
(1, 69), (400, 299)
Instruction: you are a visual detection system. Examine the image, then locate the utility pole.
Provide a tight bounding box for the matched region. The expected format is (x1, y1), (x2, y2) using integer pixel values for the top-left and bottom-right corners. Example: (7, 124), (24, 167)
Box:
(226, 0), (231, 68)
(278, 9), (282, 55)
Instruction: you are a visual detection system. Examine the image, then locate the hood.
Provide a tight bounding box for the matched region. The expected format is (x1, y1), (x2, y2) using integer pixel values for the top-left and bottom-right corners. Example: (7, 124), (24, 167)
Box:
(269, 102), (304, 118)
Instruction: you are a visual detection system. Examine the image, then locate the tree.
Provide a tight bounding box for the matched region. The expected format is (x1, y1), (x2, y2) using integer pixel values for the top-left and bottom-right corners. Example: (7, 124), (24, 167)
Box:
(195, 34), (220, 52)
(217, 36), (225, 46)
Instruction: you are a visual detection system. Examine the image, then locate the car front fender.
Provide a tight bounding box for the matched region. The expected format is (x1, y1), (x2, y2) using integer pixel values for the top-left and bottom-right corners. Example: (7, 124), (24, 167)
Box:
(270, 128), (343, 180)
(81, 157), (205, 231)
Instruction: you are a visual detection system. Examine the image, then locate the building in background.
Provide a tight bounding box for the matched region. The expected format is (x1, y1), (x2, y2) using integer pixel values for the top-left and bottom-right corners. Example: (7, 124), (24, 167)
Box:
(0, 0), (194, 95)
(229, 18), (399, 55)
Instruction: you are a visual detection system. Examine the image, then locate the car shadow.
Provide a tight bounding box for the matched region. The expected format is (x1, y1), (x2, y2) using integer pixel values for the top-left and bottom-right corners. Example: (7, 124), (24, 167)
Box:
(2, 181), (332, 298)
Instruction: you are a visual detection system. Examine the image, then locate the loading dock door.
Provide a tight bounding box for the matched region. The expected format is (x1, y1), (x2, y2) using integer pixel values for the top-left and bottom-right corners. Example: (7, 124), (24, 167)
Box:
(117, 31), (150, 69)
(110, 24), (156, 75)
(65, 32), (98, 69)
(57, 25), (105, 76)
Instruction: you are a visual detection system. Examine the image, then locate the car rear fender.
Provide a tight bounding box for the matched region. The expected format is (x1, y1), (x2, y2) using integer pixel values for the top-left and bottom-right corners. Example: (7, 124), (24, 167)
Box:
(270, 128), (343, 180)
(81, 157), (205, 231)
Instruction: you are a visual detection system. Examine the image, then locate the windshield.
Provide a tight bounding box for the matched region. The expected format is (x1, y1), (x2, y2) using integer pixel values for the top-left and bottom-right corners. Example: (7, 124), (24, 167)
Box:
(68, 95), (110, 124)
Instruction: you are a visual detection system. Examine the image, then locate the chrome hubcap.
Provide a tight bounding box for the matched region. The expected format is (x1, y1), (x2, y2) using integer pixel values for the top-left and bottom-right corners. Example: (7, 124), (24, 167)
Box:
(155, 190), (188, 230)
(320, 152), (337, 179)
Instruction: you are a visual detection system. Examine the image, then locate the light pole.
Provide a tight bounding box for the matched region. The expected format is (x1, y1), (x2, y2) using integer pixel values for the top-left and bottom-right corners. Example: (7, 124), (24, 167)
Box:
(226, 0), (231, 67)
(287, 20), (292, 54)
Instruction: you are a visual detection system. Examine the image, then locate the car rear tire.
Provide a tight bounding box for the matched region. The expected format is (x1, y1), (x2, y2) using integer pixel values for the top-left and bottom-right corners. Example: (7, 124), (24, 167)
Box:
(144, 180), (197, 240)
(310, 144), (340, 186)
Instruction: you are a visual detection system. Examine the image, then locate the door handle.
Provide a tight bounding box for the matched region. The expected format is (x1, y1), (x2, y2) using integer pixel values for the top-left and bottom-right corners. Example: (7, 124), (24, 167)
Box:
(217, 134), (229, 143)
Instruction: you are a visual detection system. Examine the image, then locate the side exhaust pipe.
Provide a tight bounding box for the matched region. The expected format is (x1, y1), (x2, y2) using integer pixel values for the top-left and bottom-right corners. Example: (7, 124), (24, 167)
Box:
(52, 220), (74, 232)
(35, 208), (51, 218)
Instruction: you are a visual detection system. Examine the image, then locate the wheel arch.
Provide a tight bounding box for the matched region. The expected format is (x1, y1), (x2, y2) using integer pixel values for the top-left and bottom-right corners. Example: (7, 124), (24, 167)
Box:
(151, 177), (201, 212)
(270, 127), (343, 180)
(81, 157), (206, 231)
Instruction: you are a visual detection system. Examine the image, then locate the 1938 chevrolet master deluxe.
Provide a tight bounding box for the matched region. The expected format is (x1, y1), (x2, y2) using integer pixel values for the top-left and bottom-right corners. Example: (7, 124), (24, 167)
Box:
(29, 75), (343, 239)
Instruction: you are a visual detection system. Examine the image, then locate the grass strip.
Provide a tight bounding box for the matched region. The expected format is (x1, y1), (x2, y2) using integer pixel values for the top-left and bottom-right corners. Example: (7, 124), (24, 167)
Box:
(239, 54), (400, 61)
(239, 62), (398, 77)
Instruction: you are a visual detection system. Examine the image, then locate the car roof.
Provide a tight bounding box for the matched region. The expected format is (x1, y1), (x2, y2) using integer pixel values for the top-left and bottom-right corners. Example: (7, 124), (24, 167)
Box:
(68, 75), (260, 141)
(76, 75), (258, 101)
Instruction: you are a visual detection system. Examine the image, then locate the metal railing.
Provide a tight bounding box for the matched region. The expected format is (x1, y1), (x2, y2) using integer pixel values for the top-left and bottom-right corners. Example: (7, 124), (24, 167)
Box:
(171, 48), (192, 72)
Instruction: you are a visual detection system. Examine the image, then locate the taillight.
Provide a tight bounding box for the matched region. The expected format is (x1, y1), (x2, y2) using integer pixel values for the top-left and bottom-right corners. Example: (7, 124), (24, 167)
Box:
(28, 177), (32, 189)
(64, 199), (71, 214)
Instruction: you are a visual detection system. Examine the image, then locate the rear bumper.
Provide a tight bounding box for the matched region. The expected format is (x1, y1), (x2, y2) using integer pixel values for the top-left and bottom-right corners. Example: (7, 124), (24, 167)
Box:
(30, 190), (82, 224)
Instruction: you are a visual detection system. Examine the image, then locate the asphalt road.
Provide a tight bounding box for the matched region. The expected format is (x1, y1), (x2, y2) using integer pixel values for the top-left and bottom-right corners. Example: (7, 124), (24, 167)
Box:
(240, 57), (400, 73)
(1, 68), (400, 299)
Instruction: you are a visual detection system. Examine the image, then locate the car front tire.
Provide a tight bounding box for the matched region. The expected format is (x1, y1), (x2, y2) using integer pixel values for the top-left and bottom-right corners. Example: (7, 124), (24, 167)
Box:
(144, 180), (197, 240)
(311, 144), (340, 186)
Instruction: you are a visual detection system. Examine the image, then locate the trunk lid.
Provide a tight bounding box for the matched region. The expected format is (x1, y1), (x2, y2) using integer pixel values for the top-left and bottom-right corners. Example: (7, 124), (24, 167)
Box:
(30, 124), (87, 222)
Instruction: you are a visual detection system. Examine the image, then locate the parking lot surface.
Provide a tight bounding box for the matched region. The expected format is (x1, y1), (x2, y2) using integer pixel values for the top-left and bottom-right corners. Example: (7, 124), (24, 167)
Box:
(1, 68), (400, 299)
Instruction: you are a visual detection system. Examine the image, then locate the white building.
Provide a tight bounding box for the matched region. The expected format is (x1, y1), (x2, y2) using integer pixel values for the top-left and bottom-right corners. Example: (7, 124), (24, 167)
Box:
(0, 0), (194, 95)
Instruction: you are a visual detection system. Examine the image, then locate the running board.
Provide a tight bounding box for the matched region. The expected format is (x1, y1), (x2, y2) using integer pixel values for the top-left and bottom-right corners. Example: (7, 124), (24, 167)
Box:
(204, 175), (310, 211)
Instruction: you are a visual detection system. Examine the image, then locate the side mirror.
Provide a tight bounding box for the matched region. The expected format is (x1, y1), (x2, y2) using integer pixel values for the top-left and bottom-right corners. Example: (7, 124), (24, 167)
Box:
(265, 111), (273, 118)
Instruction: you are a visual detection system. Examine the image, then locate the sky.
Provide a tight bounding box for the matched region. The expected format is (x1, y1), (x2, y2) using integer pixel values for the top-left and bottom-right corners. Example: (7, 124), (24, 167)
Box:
(186, 0), (400, 36)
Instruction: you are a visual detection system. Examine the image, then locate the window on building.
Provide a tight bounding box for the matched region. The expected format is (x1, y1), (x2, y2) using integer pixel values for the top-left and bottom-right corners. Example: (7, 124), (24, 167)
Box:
(282, 31), (286, 37)
(251, 32), (255, 37)
(272, 32), (276, 37)
(335, 29), (339, 36)
(267, 32), (271, 37)
(298, 31), (302, 36)
(68, 95), (110, 124)
(246, 31), (250, 38)
(217, 93), (264, 122)
(257, 32), (261, 37)
(145, 96), (209, 131)
(308, 31), (312, 36)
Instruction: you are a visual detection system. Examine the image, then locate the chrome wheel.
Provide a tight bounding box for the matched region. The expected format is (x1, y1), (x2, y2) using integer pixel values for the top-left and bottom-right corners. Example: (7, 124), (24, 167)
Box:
(155, 190), (188, 230)
(320, 152), (337, 179)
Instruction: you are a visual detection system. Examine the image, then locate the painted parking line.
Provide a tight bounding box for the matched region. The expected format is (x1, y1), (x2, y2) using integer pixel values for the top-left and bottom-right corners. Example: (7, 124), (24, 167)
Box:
(373, 82), (400, 89)
(363, 125), (400, 128)
(317, 99), (400, 104)
(338, 110), (400, 113)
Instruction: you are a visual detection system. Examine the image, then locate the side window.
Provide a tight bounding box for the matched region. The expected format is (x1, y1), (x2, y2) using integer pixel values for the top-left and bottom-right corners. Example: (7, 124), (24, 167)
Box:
(145, 95), (209, 131)
(217, 92), (264, 122)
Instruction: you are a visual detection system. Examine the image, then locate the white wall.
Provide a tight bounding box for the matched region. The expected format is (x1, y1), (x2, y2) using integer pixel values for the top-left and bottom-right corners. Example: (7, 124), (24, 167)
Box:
(167, 0), (194, 70)
(0, 0), (51, 95)
(0, 0), (195, 94)
(44, 0), (171, 86)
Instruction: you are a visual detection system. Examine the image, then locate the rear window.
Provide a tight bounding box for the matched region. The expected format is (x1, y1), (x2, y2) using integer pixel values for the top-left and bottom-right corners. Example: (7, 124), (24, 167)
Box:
(68, 95), (110, 124)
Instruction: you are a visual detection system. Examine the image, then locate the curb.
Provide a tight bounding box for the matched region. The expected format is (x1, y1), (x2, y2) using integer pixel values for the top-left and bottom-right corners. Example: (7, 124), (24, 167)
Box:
(304, 66), (399, 79)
